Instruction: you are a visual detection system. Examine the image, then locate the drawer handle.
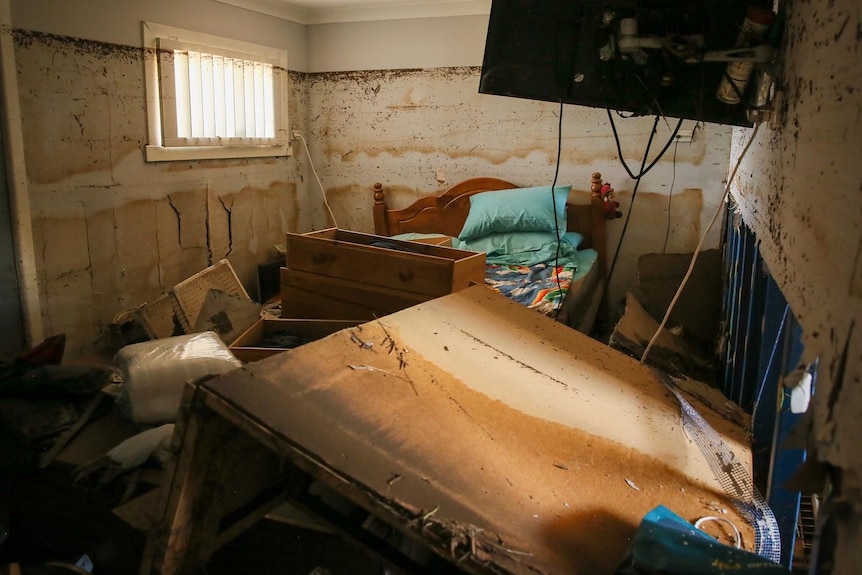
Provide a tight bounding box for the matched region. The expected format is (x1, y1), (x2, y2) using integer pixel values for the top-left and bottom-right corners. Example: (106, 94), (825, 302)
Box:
(398, 270), (414, 282)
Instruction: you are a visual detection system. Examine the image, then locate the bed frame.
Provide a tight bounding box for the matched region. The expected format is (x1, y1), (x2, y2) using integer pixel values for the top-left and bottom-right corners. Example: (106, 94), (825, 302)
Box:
(372, 173), (611, 332)
(372, 172), (609, 280)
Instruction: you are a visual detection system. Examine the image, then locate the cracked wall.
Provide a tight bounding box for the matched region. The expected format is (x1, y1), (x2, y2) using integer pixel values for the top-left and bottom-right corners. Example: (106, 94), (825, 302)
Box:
(16, 30), (316, 358)
(728, 0), (862, 571)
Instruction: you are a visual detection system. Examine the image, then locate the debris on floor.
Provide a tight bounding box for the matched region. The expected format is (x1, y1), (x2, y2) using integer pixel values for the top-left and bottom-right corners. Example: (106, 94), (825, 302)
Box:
(3, 260), (259, 486)
(610, 250), (723, 384)
(0, 335), (118, 475)
(610, 291), (716, 381)
(191, 289), (261, 344)
(72, 423), (175, 491)
(111, 258), (259, 348)
(115, 331), (241, 425)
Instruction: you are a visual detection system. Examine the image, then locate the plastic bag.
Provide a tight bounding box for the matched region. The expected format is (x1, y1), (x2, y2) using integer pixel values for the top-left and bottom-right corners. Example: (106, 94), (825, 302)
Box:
(615, 506), (787, 575)
(115, 331), (241, 424)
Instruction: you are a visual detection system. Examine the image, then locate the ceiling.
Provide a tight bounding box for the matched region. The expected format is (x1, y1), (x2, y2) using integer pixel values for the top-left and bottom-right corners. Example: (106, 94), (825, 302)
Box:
(215, 0), (491, 24)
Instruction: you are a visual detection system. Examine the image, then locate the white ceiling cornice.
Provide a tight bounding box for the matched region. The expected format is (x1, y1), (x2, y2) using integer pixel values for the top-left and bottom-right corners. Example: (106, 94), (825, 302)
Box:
(214, 0), (311, 23)
(214, 0), (491, 25)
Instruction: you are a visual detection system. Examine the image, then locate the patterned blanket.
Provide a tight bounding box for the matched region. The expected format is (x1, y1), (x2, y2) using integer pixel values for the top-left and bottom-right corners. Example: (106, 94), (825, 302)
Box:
(484, 262), (575, 317)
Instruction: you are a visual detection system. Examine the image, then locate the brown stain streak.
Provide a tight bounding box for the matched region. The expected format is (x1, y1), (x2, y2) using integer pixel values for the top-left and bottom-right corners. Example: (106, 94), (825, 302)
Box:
(319, 137), (705, 171)
(324, 143), (557, 166)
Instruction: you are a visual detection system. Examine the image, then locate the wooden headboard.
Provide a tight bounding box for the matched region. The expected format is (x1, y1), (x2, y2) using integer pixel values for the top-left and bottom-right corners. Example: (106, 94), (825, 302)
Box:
(372, 173), (610, 279)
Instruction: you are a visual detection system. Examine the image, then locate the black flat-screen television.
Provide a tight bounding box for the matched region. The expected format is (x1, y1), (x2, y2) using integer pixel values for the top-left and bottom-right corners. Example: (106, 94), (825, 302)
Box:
(479, 0), (775, 127)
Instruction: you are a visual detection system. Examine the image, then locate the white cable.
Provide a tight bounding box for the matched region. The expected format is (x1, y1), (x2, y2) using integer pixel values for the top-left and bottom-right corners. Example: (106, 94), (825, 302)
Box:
(640, 123), (761, 363)
(296, 132), (338, 228)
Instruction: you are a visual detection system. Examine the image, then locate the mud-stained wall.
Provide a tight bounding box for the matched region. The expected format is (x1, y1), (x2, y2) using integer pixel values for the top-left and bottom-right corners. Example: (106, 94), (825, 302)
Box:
(10, 0), (308, 71)
(15, 31), (317, 358)
(728, 0), (862, 571)
(12, 26), (732, 357)
(301, 67), (733, 312)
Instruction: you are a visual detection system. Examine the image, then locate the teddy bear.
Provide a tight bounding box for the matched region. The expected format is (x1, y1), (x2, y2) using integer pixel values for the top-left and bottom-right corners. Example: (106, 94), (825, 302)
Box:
(600, 182), (622, 219)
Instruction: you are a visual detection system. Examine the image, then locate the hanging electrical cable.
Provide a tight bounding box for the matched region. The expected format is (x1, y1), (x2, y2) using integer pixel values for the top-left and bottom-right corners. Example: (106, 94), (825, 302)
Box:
(550, 100), (565, 320)
(662, 138), (680, 253)
(604, 107), (686, 293)
(606, 108), (684, 181)
(606, 115), (656, 287)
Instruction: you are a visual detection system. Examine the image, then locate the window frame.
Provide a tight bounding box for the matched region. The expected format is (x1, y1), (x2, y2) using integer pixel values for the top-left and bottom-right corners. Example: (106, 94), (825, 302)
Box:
(143, 21), (291, 162)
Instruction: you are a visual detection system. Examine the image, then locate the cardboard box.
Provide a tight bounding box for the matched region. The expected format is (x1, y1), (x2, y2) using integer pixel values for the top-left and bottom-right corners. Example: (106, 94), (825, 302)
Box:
(281, 228), (485, 319)
(230, 317), (363, 362)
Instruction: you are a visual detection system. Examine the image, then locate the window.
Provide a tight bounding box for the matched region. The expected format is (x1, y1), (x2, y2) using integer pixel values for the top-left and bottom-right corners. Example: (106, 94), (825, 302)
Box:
(143, 22), (290, 162)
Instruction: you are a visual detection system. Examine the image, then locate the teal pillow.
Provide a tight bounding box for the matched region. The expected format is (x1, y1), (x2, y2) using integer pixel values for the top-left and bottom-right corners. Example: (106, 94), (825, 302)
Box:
(454, 231), (560, 256)
(458, 185), (571, 240)
(562, 231), (583, 249)
(454, 231), (580, 266)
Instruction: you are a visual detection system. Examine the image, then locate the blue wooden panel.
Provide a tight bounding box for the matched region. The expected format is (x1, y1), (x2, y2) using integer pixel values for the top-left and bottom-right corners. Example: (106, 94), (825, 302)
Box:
(722, 220), (745, 398)
(723, 220), (766, 409)
(721, 202), (809, 569)
(751, 280), (789, 494)
(767, 317), (808, 568)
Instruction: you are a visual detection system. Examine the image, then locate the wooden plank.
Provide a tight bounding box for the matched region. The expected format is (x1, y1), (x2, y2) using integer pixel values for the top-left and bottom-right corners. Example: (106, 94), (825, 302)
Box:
(302, 228), (474, 260)
(281, 285), (381, 320)
(280, 268), (430, 320)
(141, 382), (220, 575)
(201, 286), (755, 575)
(140, 381), (288, 575)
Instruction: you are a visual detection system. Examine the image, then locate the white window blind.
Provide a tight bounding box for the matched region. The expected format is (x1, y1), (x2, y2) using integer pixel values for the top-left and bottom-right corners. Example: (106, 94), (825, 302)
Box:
(143, 22), (290, 162)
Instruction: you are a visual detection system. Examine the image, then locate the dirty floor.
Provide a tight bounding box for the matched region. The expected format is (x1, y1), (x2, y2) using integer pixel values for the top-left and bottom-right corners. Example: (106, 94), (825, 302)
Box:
(0, 463), (387, 575)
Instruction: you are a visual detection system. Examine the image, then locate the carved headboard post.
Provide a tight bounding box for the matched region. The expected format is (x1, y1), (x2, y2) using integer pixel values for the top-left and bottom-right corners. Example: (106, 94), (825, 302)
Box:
(373, 183), (388, 236)
(590, 172), (603, 198)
